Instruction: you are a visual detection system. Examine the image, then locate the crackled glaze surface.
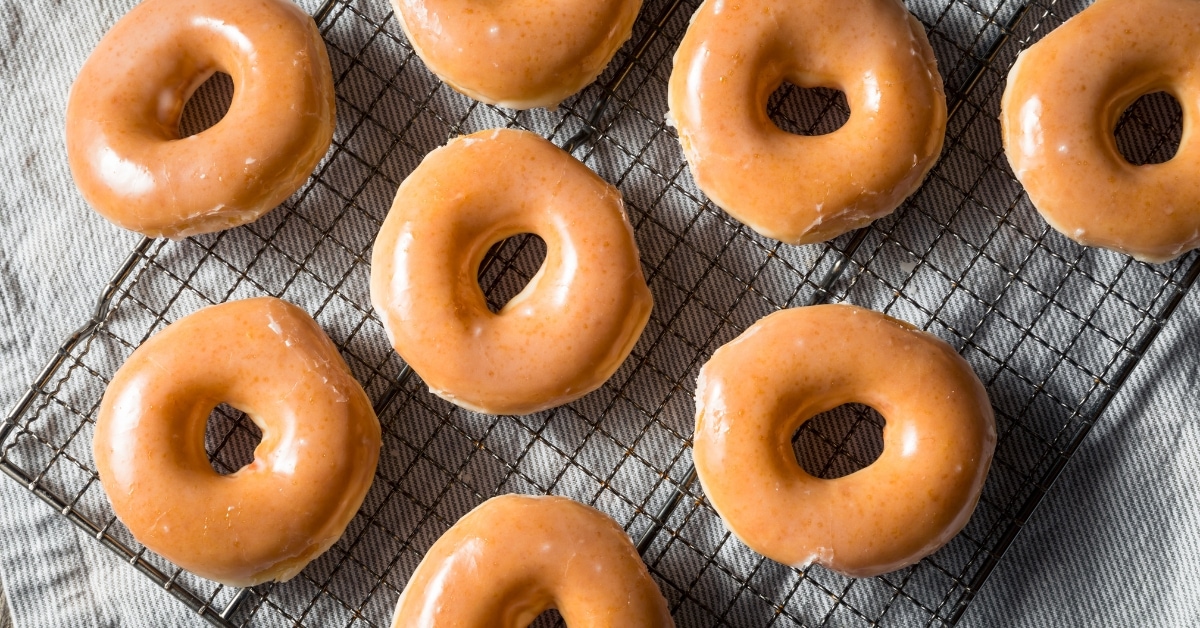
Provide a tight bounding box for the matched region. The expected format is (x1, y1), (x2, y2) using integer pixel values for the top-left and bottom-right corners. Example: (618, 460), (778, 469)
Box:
(370, 128), (652, 416)
(693, 305), (995, 577)
(391, 495), (674, 628)
(667, 0), (946, 245)
(1002, 0), (1200, 263)
(391, 0), (642, 109)
(66, 0), (335, 238)
(93, 298), (380, 587)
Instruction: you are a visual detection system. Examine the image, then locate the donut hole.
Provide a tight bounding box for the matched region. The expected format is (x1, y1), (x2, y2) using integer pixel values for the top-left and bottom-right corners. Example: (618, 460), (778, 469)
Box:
(179, 72), (234, 138)
(529, 609), (564, 627)
(793, 403), (884, 479)
(1115, 91), (1183, 166)
(478, 233), (548, 314)
(204, 403), (263, 475)
(768, 83), (850, 137)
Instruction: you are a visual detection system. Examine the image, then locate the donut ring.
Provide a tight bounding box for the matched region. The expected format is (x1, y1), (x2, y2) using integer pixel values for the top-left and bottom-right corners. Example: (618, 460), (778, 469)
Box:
(370, 129), (652, 415)
(93, 298), (380, 586)
(66, 0), (335, 239)
(668, 0), (946, 244)
(391, 495), (674, 627)
(391, 0), (642, 109)
(1001, 0), (1200, 263)
(693, 305), (995, 577)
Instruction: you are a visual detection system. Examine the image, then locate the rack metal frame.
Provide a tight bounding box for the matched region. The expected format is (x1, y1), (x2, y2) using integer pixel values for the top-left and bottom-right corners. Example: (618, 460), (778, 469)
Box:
(3, 0), (1198, 625)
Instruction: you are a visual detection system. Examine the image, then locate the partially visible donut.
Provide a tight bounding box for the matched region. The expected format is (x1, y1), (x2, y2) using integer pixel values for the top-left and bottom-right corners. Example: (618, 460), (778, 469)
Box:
(1001, 0), (1200, 263)
(370, 128), (652, 416)
(668, 0), (946, 244)
(390, 0), (642, 109)
(93, 297), (380, 586)
(67, 0), (335, 239)
(693, 305), (995, 577)
(392, 495), (674, 627)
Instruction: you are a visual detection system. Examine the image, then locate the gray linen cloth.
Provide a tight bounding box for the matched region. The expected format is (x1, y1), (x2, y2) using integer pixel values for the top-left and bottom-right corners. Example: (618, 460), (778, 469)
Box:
(1, 0), (1198, 626)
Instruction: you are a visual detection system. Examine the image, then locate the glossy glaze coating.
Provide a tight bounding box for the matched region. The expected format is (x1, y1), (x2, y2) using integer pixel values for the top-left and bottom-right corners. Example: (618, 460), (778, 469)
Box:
(93, 298), (380, 587)
(390, 0), (642, 109)
(391, 495), (674, 627)
(1001, 0), (1200, 263)
(667, 0), (946, 245)
(66, 0), (335, 239)
(693, 305), (995, 577)
(370, 129), (652, 416)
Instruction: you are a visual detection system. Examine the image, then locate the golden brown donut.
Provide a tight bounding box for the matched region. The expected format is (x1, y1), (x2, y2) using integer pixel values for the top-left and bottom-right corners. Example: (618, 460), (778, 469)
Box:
(370, 128), (652, 415)
(93, 297), (380, 587)
(668, 0), (946, 244)
(1001, 0), (1200, 263)
(391, 495), (674, 627)
(66, 0), (335, 239)
(390, 0), (642, 109)
(693, 305), (995, 577)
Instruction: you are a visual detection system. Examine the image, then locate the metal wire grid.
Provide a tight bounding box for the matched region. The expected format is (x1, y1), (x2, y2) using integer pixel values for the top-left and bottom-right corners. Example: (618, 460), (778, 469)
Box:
(1, 0), (1197, 626)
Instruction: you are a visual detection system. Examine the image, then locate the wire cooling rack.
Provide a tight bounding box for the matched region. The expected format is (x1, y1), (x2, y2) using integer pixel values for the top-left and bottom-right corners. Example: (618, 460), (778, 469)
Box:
(4, 0), (1199, 625)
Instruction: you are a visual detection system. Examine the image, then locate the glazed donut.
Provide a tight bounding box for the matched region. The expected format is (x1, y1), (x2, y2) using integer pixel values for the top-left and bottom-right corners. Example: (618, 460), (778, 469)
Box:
(66, 0), (335, 239)
(390, 0), (641, 109)
(1001, 0), (1200, 263)
(693, 305), (995, 577)
(392, 495), (674, 627)
(668, 0), (946, 245)
(370, 128), (652, 415)
(93, 297), (380, 587)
